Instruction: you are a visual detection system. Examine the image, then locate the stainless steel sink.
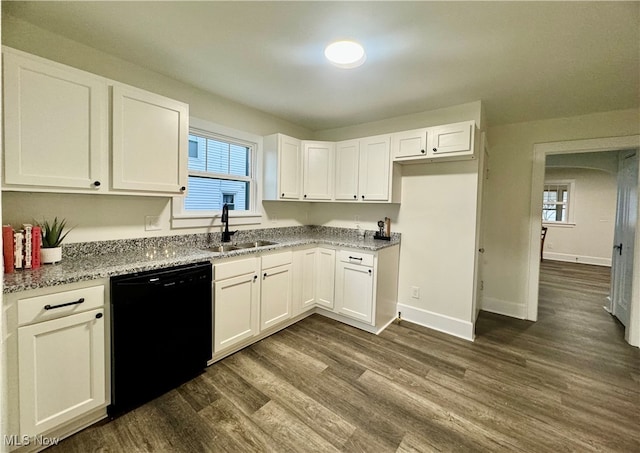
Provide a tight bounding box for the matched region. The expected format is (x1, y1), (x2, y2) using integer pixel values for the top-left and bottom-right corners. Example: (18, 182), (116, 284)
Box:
(207, 244), (240, 253)
(234, 240), (278, 249)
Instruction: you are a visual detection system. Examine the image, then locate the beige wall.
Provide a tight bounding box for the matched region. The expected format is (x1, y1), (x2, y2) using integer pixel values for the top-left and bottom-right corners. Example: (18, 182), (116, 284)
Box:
(1, 14), (314, 242)
(543, 167), (617, 266)
(483, 109), (640, 316)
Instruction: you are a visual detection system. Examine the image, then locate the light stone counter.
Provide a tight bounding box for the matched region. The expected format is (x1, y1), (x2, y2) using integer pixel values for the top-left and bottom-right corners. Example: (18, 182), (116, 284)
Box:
(4, 226), (400, 293)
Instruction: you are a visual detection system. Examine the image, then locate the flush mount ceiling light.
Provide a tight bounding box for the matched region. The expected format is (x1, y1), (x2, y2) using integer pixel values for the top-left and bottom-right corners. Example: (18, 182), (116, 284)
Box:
(324, 40), (366, 68)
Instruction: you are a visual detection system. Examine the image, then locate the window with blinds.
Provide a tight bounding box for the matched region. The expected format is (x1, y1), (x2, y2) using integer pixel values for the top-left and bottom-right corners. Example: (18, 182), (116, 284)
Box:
(184, 131), (254, 212)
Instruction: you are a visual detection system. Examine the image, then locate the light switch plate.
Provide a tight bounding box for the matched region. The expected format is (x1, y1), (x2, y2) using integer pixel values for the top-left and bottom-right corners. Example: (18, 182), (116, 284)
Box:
(145, 215), (161, 231)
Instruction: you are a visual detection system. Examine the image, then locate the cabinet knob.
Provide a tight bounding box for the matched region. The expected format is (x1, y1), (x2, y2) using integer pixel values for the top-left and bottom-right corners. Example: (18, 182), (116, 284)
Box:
(433, 148), (438, 152)
(253, 275), (258, 281)
(368, 269), (372, 275)
(303, 194), (307, 199)
(361, 195), (365, 200)
(353, 195), (357, 199)
(281, 193), (285, 197)
(93, 181), (101, 187)
(96, 312), (103, 319)
(180, 186), (186, 191)
(263, 272), (267, 279)
(421, 149), (426, 154)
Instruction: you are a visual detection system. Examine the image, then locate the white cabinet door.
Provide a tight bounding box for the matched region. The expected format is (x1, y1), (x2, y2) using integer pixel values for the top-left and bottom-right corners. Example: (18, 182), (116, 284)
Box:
(3, 50), (107, 190)
(299, 248), (317, 311)
(392, 128), (428, 159)
(334, 140), (360, 201)
(303, 141), (334, 200)
(335, 261), (374, 323)
(112, 84), (188, 194)
(316, 248), (336, 309)
(279, 135), (302, 200)
(261, 263), (293, 330)
(18, 309), (106, 437)
(358, 135), (391, 201)
(214, 271), (260, 353)
(429, 120), (475, 158)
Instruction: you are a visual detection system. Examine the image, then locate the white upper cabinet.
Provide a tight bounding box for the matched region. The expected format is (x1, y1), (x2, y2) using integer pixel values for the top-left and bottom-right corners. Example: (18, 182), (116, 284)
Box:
(3, 49), (108, 191)
(111, 84), (188, 194)
(334, 140), (360, 201)
(302, 141), (334, 200)
(391, 128), (428, 160)
(2, 47), (189, 196)
(429, 120), (475, 158)
(359, 134), (392, 201)
(392, 120), (477, 164)
(263, 133), (302, 200)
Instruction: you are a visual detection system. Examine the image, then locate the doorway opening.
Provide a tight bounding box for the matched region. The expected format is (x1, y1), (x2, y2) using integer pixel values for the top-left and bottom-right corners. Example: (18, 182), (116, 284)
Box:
(526, 135), (640, 346)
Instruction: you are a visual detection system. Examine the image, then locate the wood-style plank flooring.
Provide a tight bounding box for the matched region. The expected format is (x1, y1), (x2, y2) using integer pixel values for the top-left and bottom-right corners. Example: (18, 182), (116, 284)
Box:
(48, 261), (639, 452)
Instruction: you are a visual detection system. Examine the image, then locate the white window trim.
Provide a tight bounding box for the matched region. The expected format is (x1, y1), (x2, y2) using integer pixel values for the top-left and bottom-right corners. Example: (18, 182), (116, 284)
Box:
(542, 179), (576, 227)
(172, 117), (263, 229)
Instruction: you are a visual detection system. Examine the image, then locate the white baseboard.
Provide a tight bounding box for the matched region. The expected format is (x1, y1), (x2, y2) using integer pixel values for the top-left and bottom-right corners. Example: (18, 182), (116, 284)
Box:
(396, 303), (474, 341)
(543, 251), (611, 267)
(481, 296), (527, 319)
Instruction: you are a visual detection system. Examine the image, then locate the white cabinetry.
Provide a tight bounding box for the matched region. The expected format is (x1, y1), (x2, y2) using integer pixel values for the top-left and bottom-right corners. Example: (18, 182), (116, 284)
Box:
(2, 47), (188, 196)
(213, 258), (260, 354)
(296, 247), (317, 313)
(16, 284), (107, 437)
(335, 250), (375, 323)
(261, 252), (293, 330)
(392, 128), (428, 159)
(302, 141), (334, 200)
(263, 133), (302, 200)
(392, 120), (476, 164)
(316, 248), (336, 309)
(334, 140), (360, 201)
(112, 84), (188, 194)
(334, 135), (401, 203)
(3, 49), (108, 191)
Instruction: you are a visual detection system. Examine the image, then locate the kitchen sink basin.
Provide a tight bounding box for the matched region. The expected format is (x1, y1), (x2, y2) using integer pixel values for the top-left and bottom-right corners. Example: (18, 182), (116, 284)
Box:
(207, 244), (240, 253)
(234, 240), (278, 249)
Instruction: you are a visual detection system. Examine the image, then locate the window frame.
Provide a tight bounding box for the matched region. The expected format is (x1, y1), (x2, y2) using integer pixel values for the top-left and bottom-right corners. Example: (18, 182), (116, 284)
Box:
(542, 179), (576, 227)
(172, 118), (263, 228)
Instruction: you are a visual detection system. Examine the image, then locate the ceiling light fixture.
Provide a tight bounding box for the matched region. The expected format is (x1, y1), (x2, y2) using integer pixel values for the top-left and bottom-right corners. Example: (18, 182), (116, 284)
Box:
(324, 40), (366, 69)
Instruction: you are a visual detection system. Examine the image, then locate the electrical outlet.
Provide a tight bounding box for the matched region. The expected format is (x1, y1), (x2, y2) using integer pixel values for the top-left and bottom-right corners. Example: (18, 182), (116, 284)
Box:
(411, 286), (420, 299)
(145, 215), (161, 231)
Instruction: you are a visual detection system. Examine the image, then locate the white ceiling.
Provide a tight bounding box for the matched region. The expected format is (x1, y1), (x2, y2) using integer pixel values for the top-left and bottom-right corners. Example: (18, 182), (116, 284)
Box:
(4, 1), (639, 131)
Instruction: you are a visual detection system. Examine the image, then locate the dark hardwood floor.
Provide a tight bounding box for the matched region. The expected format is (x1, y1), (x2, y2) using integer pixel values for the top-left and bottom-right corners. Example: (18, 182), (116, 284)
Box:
(48, 261), (639, 452)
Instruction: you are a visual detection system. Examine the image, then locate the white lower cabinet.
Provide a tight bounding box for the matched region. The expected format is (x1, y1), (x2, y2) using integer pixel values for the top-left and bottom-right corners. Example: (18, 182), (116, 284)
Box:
(316, 248), (336, 309)
(213, 258), (260, 354)
(297, 248), (318, 312)
(261, 252), (293, 330)
(13, 283), (107, 438)
(335, 251), (375, 323)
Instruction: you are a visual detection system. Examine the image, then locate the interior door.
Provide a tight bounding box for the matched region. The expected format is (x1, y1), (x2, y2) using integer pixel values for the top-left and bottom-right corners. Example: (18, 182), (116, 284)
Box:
(611, 150), (638, 327)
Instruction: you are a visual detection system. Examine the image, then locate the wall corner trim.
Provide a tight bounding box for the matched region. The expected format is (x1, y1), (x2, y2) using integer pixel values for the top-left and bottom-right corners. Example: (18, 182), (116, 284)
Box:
(396, 303), (475, 341)
(480, 297), (527, 319)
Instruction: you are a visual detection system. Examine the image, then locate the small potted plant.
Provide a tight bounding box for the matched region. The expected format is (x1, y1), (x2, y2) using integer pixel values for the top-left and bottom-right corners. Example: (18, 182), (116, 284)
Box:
(39, 217), (72, 264)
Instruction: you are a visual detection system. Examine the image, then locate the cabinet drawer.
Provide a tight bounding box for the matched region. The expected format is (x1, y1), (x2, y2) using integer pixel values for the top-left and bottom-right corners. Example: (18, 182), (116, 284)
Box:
(214, 257), (258, 281)
(262, 251), (293, 270)
(338, 250), (374, 267)
(18, 285), (105, 326)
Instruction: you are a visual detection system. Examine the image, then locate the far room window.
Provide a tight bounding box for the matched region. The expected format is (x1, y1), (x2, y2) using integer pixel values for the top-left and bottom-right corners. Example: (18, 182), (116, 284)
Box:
(542, 181), (574, 224)
(184, 131), (253, 212)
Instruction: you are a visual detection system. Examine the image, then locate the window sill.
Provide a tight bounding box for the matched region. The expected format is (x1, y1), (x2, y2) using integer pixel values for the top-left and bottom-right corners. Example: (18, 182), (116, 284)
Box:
(543, 222), (576, 228)
(171, 212), (262, 229)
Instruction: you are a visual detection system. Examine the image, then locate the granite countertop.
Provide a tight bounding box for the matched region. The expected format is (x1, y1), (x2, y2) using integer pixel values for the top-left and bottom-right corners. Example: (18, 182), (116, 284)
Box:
(3, 226), (400, 293)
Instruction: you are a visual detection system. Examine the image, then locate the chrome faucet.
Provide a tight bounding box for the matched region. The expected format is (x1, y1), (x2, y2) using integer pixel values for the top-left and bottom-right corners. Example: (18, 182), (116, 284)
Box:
(221, 203), (237, 242)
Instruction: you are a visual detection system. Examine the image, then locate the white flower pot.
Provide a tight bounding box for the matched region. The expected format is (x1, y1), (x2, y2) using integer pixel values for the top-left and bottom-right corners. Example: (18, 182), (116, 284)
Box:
(41, 247), (62, 264)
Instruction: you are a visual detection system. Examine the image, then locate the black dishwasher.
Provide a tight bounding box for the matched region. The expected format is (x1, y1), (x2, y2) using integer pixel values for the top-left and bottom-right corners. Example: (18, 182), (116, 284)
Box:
(109, 262), (212, 417)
